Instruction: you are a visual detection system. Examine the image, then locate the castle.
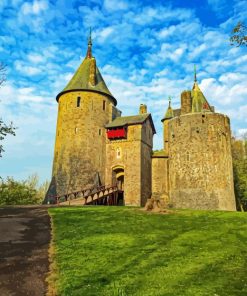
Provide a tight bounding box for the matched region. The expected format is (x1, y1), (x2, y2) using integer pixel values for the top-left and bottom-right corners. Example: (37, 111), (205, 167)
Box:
(45, 35), (236, 211)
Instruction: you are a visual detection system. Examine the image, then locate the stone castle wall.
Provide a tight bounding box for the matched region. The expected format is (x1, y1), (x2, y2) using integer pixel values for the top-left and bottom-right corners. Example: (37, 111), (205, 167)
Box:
(105, 120), (153, 206)
(152, 157), (169, 202)
(51, 91), (113, 196)
(141, 120), (153, 205)
(168, 112), (236, 210)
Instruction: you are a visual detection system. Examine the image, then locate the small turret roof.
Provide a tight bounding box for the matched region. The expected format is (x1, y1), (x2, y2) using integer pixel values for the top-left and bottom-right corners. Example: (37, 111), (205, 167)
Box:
(56, 33), (117, 105)
(191, 82), (212, 113)
(191, 66), (212, 113)
(161, 97), (174, 122)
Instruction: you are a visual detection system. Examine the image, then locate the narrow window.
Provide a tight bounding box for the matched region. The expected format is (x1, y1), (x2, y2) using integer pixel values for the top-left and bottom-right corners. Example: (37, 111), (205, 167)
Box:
(75, 127), (78, 134)
(99, 129), (101, 136)
(103, 100), (106, 110)
(116, 147), (121, 159)
(77, 97), (81, 107)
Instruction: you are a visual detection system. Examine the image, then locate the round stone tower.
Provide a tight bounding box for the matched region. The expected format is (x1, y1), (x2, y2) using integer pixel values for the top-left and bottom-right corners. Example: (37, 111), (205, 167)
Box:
(168, 74), (236, 210)
(45, 34), (117, 199)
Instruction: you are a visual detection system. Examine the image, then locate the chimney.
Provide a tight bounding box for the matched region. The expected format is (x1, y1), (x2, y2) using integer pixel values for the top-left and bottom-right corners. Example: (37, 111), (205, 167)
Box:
(181, 90), (192, 115)
(139, 104), (147, 114)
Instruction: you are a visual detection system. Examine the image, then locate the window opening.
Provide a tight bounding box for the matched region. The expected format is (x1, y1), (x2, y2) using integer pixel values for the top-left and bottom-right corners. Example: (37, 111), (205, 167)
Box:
(116, 147), (121, 159)
(77, 97), (81, 107)
(103, 100), (106, 110)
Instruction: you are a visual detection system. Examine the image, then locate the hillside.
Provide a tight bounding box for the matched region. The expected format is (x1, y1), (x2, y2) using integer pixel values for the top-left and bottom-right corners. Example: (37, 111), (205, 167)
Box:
(48, 207), (247, 296)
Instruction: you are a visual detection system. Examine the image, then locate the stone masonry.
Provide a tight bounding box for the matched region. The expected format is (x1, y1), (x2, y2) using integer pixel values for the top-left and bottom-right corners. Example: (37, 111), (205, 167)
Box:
(45, 37), (236, 211)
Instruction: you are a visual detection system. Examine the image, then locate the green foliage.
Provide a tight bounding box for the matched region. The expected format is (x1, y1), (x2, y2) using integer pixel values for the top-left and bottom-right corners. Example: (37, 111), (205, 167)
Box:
(49, 207), (247, 296)
(232, 137), (247, 211)
(0, 62), (16, 157)
(0, 174), (49, 205)
(230, 22), (247, 47)
(0, 118), (16, 157)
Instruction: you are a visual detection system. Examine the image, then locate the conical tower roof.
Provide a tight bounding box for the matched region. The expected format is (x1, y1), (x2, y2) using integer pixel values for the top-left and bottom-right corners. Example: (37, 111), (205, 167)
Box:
(161, 97), (174, 122)
(191, 66), (212, 113)
(56, 32), (117, 105)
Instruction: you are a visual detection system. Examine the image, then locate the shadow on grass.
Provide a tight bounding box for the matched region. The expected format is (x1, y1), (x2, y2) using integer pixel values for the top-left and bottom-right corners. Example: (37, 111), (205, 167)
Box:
(49, 207), (247, 296)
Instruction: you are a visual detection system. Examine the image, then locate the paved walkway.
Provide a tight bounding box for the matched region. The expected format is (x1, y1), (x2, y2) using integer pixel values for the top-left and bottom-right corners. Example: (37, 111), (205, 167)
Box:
(0, 207), (51, 296)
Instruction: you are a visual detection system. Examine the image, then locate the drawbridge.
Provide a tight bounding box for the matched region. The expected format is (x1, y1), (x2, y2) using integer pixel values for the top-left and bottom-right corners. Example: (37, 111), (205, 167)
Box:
(47, 185), (122, 206)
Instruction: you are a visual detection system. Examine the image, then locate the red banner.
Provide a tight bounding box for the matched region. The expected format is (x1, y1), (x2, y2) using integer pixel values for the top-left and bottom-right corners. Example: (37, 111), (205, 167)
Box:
(107, 128), (127, 139)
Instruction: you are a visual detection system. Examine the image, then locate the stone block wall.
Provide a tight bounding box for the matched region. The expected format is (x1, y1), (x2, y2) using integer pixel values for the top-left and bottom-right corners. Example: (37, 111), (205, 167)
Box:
(141, 120), (153, 206)
(152, 157), (169, 201)
(50, 91), (113, 196)
(181, 90), (192, 115)
(168, 112), (236, 211)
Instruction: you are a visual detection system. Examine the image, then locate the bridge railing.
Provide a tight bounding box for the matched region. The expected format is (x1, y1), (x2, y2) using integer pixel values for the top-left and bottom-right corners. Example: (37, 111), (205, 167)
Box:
(47, 184), (118, 205)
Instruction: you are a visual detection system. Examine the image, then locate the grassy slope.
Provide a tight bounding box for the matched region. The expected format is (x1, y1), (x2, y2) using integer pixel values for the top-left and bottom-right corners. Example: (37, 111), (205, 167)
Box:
(49, 207), (247, 296)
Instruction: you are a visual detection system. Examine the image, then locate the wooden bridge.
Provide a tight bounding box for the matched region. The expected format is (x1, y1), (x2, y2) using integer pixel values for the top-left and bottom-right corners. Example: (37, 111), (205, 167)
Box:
(47, 185), (121, 206)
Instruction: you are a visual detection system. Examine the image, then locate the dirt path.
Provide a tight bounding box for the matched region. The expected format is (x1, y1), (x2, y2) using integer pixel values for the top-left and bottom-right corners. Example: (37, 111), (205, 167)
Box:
(0, 207), (51, 296)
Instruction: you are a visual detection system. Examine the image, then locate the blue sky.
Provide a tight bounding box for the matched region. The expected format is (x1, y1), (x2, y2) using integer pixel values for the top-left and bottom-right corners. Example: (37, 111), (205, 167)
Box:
(0, 0), (247, 183)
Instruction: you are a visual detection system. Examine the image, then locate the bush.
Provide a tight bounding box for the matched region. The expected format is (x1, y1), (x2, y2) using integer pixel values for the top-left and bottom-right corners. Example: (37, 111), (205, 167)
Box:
(0, 174), (49, 205)
(232, 137), (247, 211)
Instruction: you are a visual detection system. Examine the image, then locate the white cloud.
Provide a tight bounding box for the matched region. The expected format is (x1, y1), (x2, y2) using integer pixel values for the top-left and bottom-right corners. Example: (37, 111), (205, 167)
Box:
(21, 0), (48, 15)
(15, 60), (42, 76)
(104, 0), (129, 11)
(237, 128), (247, 138)
(97, 27), (114, 41)
(133, 6), (193, 25)
(0, 82), (50, 104)
(27, 53), (44, 64)
(0, 82), (56, 182)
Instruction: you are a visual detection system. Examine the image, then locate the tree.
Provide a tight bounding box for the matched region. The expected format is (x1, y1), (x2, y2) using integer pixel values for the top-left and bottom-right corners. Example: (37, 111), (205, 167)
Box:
(232, 135), (247, 211)
(230, 22), (247, 47)
(0, 62), (16, 157)
(0, 174), (50, 205)
(0, 119), (16, 157)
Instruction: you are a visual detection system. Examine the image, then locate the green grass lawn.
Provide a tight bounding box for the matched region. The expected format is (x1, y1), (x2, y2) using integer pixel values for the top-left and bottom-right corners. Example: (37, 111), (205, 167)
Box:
(48, 207), (247, 296)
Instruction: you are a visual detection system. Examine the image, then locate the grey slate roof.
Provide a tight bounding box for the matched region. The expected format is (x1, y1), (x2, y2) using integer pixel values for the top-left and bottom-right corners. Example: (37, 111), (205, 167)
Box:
(105, 113), (156, 133)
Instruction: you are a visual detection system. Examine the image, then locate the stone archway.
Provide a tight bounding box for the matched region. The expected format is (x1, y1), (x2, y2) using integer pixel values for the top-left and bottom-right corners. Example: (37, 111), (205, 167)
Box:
(112, 165), (125, 205)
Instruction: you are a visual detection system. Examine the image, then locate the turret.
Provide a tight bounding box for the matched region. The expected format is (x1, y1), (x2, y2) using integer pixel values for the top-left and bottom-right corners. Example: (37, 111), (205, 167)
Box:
(168, 67), (236, 211)
(161, 97), (173, 154)
(44, 32), (118, 202)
